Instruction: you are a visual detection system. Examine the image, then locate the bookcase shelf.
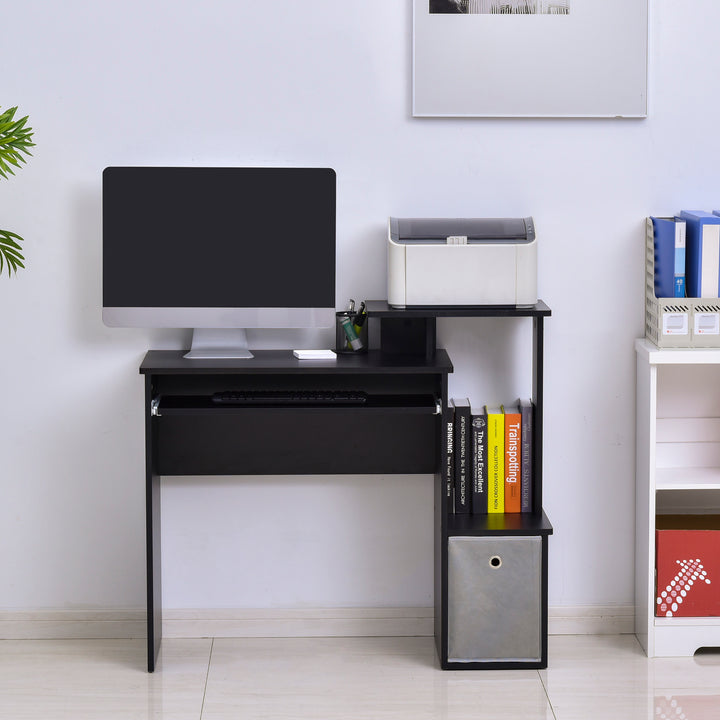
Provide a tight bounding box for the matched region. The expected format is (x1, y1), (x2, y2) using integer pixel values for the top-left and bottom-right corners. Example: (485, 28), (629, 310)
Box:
(655, 616), (720, 627)
(447, 510), (553, 536)
(635, 338), (720, 657)
(655, 467), (720, 491)
(366, 301), (552, 670)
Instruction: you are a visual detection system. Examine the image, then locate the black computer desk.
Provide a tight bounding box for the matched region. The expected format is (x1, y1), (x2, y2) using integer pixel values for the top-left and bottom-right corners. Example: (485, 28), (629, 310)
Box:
(140, 348), (451, 672)
(139, 300), (551, 673)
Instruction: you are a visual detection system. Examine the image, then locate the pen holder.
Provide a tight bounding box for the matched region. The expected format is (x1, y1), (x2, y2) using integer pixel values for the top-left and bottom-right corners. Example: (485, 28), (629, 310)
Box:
(335, 311), (368, 354)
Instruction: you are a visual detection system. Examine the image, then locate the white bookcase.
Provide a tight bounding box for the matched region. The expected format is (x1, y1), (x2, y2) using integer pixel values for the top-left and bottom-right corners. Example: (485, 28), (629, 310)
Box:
(635, 338), (720, 656)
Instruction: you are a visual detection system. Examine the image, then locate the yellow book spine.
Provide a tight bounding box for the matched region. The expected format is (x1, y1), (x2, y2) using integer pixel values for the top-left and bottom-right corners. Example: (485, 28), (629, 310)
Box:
(486, 406), (505, 513)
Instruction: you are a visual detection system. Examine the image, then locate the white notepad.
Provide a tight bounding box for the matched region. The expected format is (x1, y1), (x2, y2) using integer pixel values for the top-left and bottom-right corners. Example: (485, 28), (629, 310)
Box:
(292, 349), (337, 360)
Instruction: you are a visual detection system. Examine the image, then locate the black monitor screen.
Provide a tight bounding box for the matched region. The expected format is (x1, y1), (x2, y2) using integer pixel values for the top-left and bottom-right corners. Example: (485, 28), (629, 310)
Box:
(103, 167), (336, 310)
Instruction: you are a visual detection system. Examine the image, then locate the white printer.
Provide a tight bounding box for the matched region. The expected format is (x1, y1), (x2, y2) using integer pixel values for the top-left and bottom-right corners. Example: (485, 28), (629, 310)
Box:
(387, 217), (538, 307)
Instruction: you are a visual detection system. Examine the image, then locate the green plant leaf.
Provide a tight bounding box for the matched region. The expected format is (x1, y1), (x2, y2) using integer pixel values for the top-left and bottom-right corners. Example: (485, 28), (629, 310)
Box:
(0, 229), (25, 276)
(0, 106), (33, 276)
(0, 106), (34, 181)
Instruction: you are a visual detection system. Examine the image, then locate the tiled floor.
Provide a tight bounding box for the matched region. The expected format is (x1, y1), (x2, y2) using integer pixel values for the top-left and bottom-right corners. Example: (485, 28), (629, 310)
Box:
(1, 634), (719, 719)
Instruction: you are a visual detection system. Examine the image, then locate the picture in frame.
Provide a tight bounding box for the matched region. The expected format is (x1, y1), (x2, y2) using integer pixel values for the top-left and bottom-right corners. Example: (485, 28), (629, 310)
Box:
(413, 0), (647, 117)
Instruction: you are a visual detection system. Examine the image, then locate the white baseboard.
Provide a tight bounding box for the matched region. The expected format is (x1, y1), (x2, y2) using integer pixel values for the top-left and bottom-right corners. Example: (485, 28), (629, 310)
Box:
(0, 610), (146, 639)
(549, 604), (634, 635)
(0, 604), (635, 640)
(162, 607), (434, 639)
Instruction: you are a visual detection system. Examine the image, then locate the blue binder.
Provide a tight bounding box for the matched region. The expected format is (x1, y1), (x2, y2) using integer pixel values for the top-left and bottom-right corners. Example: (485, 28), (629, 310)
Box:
(650, 216), (685, 298)
(679, 211), (720, 298)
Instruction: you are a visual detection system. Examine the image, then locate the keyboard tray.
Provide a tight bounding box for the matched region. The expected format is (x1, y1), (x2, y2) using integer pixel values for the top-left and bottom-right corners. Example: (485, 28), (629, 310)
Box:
(211, 390), (368, 405)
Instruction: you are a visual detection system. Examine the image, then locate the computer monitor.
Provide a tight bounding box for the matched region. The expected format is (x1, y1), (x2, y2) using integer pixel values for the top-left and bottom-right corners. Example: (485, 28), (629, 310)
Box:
(102, 166), (336, 359)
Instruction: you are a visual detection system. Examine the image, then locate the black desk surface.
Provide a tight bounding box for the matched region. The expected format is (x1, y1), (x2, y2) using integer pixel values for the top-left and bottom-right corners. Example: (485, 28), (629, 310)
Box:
(140, 349), (453, 375)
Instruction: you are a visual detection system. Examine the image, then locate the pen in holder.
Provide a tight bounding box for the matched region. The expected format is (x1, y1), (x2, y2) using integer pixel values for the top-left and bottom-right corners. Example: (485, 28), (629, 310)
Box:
(335, 310), (368, 353)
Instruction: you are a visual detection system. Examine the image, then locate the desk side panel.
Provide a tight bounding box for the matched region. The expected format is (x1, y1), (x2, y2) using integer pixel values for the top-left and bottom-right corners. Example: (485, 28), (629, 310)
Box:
(145, 375), (162, 672)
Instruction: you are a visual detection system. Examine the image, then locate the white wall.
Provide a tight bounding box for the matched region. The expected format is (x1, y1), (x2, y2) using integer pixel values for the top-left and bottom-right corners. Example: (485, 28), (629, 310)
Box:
(1, 0), (717, 615)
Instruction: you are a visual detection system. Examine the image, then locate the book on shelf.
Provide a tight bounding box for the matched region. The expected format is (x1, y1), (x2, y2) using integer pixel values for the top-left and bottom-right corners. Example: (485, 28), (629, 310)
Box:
(649, 216), (686, 298)
(503, 404), (522, 513)
(485, 404), (505, 514)
(679, 210), (720, 298)
(451, 398), (471, 514)
(444, 402), (454, 510)
(519, 398), (533, 513)
(470, 405), (488, 515)
(446, 396), (534, 516)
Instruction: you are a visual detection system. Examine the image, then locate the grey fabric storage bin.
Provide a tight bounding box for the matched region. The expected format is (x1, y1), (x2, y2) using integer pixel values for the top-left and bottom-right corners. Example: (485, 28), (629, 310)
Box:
(447, 535), (542, 663)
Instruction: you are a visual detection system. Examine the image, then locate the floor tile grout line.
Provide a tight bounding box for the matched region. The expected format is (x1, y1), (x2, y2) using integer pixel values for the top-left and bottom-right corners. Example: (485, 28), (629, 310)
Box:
(537, 669), (559, 720)
(199, 637), (214, 720)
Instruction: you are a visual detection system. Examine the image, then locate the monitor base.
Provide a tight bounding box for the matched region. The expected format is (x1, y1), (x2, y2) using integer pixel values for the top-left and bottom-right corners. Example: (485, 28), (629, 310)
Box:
(184, 328), (253, 360)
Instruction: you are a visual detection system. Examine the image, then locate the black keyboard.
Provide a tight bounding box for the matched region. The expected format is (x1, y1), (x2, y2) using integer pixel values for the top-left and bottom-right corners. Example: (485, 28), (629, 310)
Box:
(211, 390), (368, 405)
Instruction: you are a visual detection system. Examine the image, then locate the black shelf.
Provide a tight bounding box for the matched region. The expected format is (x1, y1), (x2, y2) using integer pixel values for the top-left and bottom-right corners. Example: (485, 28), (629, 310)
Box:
(446, 510), (553, 537)
(364, 300), (550, 361)
(390, 298), (552, 671)
(365, 299), (551, 318)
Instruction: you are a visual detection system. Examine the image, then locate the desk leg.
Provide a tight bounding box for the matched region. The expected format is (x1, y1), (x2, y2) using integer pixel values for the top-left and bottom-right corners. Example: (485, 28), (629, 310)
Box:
(145, 376), (162, 672)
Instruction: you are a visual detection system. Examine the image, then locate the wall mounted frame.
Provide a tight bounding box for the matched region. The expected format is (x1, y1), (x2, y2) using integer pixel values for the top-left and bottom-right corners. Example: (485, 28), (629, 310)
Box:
(413, 0), (648, 118)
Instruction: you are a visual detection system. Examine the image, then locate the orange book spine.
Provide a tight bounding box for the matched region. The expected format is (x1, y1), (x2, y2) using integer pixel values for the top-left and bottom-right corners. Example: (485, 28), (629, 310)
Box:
(504, 406), (522, 513)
